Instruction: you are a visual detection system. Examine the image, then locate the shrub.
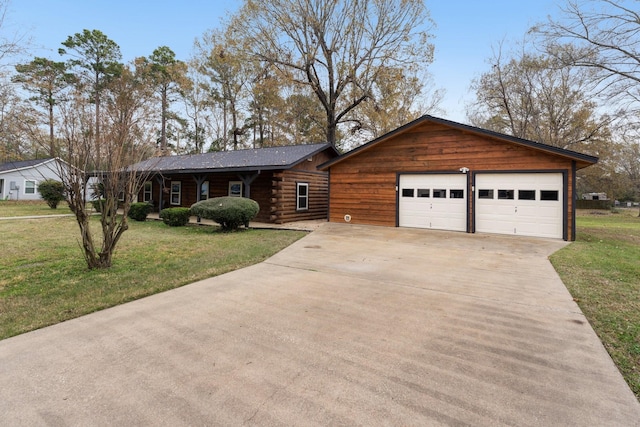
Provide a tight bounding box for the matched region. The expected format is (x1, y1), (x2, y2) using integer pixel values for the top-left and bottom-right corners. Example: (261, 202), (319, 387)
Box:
(128, 202), (153, 222)
(191, 197), (259, 231)
(159, 207), (191, 226)
(37, 179), (65, 209)
(91, 199), (120, 216)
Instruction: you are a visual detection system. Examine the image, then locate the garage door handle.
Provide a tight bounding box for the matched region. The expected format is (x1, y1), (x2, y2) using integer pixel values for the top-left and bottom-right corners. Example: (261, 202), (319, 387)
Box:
(515, 206), (518, 213)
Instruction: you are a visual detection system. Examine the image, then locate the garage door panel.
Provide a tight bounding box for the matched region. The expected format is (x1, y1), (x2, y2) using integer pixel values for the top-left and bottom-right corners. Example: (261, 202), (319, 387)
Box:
(399, 174), (467, 231)
(475, 173), (563, 239)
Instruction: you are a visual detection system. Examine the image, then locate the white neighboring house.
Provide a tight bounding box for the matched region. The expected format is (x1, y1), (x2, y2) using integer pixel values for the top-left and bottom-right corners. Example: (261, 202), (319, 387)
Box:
(0, 158), (66, 201)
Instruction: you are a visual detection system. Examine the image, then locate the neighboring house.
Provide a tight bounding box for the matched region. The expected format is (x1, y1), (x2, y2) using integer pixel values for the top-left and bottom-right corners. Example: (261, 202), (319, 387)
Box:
(131, 143), (339, 223)
(582, 192), (608, 200)
(0, 158), (62, 201)
(319, 115), (599, 241)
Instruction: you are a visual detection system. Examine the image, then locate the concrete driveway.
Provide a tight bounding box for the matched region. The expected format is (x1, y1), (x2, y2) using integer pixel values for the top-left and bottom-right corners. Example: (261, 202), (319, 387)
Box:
(1, 223), (639, 426)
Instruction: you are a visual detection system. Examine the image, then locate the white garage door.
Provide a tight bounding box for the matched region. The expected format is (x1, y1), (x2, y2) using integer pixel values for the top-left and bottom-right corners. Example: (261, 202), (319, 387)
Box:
(475, 173), (563, 239)
(399, 174), (467, 231)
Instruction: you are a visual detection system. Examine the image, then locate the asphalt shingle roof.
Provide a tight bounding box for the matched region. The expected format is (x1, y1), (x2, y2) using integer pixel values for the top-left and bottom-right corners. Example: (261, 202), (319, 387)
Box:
(132, 143), (333, 173)
(0, 158), (53, 173)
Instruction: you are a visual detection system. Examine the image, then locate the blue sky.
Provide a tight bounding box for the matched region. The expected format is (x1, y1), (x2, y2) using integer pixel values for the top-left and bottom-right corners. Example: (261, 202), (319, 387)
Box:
(7, 0), (560, 122)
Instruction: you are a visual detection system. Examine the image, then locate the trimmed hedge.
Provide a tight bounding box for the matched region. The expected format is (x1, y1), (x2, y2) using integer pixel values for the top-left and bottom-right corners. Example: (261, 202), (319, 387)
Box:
(159, 207), (191, 226)
(37, 179), (65, 209)
(128, 202), (153, 221)
(191, 197), (259, 231)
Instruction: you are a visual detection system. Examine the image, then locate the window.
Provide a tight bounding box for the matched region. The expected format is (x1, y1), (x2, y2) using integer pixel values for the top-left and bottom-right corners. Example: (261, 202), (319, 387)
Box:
(200, 181), (209, 200)
(478, 189), (494, 199)
(450, 189), (464, 199)
(417, 189), (430, 198)
(118, 192), (125, 202)
(24, 180), (36, 194)
(170, 181), (181, 205)
(540, 190), (559, 201)
(228, 181), (243, 197)
(402, 188), (414, 197)
(296, 182), (309, 211)
(143, 181), (152, 202)
(518, 190), (536, 200)
(432, 189), (446, 198)
(498, 189), (514, 200)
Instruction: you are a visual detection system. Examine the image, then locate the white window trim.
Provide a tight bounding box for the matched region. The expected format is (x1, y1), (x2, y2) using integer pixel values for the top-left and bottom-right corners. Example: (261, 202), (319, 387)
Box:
(24, 180), (36, 195)
(143, 181), (153, 202)
(228, 181), (243, 197)
(170, 181), (182, 205)
(296, 182), (309, 211)
(200, 181), (209, 200)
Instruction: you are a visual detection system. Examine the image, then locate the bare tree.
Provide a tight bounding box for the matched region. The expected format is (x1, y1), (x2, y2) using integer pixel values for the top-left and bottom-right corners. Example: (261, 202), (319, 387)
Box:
(0, 71), (36, 161)
(534, 0), (640, 112)
(0, 0), (28, 66)
(234, 0), (434, 148)
(56, 65), (157, 269)
(195, 29), (250, 150)
(182, 64), (214, 153)
(468, 41), (612, 152)
(615, 123), (640, 215)
(348, 66), (443, 141)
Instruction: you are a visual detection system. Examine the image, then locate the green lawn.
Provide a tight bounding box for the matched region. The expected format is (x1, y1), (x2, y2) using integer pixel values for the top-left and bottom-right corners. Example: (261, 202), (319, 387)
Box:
(0, 200), (72, 217)
(550, 209), (640, 400)
(0, 211), (306, 340)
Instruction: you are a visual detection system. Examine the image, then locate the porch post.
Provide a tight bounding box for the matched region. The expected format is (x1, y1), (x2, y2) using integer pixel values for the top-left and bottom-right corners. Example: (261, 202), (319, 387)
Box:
(155, 176), (164, 212)
(238, 171), (260, 199)
(192, 174), (207, 223)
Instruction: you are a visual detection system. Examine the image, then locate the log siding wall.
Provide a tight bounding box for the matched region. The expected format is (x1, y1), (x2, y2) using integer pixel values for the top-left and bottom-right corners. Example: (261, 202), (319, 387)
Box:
(270, 170), (329, 223)
(328, 123), (578, 240)
(140, 170), (329, 224)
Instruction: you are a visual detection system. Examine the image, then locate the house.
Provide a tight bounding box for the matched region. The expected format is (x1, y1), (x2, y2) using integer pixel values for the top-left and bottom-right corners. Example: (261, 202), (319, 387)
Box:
(582, 192), (608, 200)
(0, 158), (62, 201)
(131, 143), (339, 223)
(318, 115), (598, 241)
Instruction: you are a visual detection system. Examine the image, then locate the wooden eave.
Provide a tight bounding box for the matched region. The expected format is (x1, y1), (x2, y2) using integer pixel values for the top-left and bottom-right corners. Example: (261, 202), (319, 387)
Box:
(318, 115), (599, 171)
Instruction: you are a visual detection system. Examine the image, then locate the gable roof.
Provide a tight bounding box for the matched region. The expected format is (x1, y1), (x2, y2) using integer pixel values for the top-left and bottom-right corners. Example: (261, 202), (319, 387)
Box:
(319, 115), (599, 170)
(0, 158), (56, 174)
(131, 143), (338, 174)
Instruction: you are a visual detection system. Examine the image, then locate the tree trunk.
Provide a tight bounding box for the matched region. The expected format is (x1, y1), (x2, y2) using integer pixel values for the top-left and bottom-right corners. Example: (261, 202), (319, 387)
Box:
(161, 86), (168, 153)
(48, 103), (55, 158)
(327, 120), (337, 148)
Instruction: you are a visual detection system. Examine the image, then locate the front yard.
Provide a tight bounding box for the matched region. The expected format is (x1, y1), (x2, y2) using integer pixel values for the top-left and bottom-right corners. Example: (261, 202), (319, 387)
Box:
(0, 200), (73, 217)
(0, 209), (306, 340)
(550, 209), (640, 399)
(1, 202), (638, 400)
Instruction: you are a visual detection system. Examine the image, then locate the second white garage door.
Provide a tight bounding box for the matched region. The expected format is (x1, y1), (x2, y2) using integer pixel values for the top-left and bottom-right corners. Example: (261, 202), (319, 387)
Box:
(475, 173), (564, 239)
(399, 174), (467, 231)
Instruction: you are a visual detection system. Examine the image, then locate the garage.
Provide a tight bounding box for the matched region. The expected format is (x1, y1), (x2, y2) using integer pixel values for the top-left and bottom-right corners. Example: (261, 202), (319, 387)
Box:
(398, 174), (467, 231)
(319, 115), (598, 241)
(475, 173), (564, 239)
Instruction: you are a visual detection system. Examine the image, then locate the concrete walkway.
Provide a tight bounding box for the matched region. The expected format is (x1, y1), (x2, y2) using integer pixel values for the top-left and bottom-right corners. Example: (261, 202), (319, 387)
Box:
(1, 223), (638, 426)
(0, 212), (325, 231)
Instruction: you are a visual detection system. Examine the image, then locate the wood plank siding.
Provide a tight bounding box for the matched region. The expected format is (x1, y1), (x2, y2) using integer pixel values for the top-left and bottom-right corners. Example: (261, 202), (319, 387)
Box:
(327, 122), (581, 239)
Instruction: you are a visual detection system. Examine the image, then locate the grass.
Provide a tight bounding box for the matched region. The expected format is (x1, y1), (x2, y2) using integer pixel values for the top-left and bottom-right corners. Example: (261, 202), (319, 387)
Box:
(0, 210), (306, 340)
(0, 200), (72, 217)
(550, 208), (640, 400)
(2, 202), (638, 400)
